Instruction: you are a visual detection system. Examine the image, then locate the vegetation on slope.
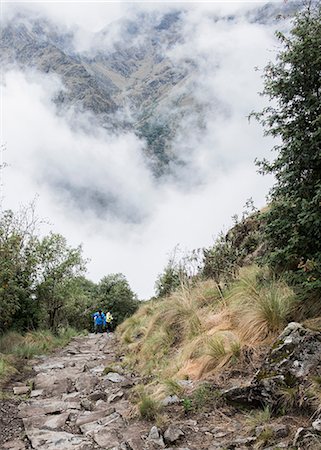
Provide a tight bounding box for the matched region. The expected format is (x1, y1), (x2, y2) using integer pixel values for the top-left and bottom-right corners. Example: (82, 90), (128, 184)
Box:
(0, 327), (80, 388)
(119, 266), (296, 385)
(119, 1), (321, 401)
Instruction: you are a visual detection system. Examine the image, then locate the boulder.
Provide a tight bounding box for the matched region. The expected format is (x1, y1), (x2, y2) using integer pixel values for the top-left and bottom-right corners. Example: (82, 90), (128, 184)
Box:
(224, 323), (321, 409)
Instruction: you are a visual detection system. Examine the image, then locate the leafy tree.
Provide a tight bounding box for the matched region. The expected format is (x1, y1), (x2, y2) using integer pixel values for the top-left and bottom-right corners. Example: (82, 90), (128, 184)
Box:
(155, 261), (182, 298)
(203, 232), (240, 289)
(97, 273), (138, 327)
(36, 233), (85, 331)
(253, 1), (321, 298)
(0, 207), (40, 332)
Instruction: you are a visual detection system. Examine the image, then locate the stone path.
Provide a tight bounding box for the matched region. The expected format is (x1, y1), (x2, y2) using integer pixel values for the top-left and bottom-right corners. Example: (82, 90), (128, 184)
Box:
(3, 333), (147, 450)
(2, 329), (317, 450)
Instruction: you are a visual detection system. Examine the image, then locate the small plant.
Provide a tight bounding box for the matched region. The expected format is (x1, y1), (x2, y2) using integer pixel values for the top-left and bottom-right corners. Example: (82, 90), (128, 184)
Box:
(182, 397), (193, 414)
(164, 378), (184, 396)
(138, 395), (161, 421)
(277, 385), (301, 412)
(206, 336), (226, 362)
(103, 365), (119, 375)
(245, 405), (272, 429)
(255, 426), (273, 449)
(192, 383), (223, 411)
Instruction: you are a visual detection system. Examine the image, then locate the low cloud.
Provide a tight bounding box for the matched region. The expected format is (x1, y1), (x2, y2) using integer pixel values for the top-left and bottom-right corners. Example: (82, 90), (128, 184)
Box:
(1, 1), (288, 298)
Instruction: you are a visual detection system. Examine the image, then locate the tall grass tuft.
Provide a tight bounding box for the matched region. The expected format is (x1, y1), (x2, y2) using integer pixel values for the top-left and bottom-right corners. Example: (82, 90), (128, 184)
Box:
(119, 265), (296, 387)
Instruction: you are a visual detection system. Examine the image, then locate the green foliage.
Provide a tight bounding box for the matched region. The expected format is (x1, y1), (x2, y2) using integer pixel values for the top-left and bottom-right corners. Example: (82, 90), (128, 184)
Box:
(164, 378), (184, 396)
(203, 232), (240, 287)
(97, 273), (138, 327)
(36, 233), (85, 331)
(245, 405), (272, 428)
(0, 207), (40, 331)
(138, 394), (161, 421)
(155, 259), (183, 298)
(0, 206), (138, 334)
(253, 2), (321, 302)
(182, 397), (193, 414)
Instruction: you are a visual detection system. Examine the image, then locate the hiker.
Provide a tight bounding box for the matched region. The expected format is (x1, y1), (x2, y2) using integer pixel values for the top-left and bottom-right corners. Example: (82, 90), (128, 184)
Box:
(105, 311), (113, 333)
(93, 309), (106, 333)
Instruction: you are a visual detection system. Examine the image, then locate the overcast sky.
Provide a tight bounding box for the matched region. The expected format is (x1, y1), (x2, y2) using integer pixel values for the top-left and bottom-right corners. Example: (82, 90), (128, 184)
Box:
(1, 1), (290, 298)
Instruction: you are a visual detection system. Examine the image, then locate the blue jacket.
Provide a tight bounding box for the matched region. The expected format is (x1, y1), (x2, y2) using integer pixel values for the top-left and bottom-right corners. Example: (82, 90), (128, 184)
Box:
(93, 312), (106, 326)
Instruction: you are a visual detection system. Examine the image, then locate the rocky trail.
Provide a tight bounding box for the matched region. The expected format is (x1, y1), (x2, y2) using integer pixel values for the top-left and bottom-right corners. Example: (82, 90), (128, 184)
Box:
(1, 327), (321, 450)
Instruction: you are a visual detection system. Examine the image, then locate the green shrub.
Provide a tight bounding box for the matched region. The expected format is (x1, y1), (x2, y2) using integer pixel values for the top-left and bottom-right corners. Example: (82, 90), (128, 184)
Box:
(138, 395), (161, 421)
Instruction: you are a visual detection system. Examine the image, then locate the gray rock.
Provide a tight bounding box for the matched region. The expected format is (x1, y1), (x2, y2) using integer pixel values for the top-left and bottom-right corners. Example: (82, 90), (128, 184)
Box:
(13, 386), (30, 395)
(30, 389), (43, 398)
(75, 373), (99, 394)
(164, 424), (184, 444)
(76, 407), (115, 426)
(293, 426), (321, 448)
(80, 398), (94, 411)
(108, 390), (124, 403)
(105, 372), (126, 383)
(224, 323), (321, 409)
(89, 390), (107, 401)
(1, 439), (26, 450)
(255, 423), (289, 439)
(34, 362), (65, 372)
(228, 436), (256, 446)
(161, 395), (180, 406)
(44, 412), (70, 430)
(24, 428), (91, 450)
(148, 426), (165, 448)
(312, 418), (321, 432)
(93, 429), (119, 448)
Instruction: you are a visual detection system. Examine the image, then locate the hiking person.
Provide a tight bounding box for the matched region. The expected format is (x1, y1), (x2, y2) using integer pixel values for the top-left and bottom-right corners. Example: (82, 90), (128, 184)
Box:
(93, 309), (106, 333)
(105, 311), (113, 333)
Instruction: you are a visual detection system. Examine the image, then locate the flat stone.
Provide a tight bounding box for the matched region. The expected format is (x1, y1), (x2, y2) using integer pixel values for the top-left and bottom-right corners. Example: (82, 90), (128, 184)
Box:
(104, 372), (126, 383)
(34, 362), (65, 372)
(80, 412), (122, 434)
(2, 439), (26, 449)
(89, 390), (107, 401)
(161, 395), (180, 406)
(19, 399), (80, 418)
(148, 426), (165, 448)
(75, 373), (99, 394)
(164, 425), (184, 444)
(108, 391), (124, 403)
(13, 386), (30, 395)
(44, 412), (70, 429)
(93, 429), (120, 448)
(25, 428), (90, 450)
(76, 407), (115, 426)
(30, 389), (43, 398)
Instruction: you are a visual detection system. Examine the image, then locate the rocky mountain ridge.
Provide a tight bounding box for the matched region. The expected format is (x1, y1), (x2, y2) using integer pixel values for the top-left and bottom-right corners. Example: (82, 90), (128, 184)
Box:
(1, 3), (302, 176)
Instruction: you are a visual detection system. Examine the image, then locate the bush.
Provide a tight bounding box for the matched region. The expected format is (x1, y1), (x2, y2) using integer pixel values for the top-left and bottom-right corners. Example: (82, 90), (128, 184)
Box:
(138, 395), (161, 421)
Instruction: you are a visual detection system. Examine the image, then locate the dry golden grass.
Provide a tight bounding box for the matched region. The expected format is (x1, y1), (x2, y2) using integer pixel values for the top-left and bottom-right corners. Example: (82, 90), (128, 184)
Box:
(118, 265), (296, 389)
